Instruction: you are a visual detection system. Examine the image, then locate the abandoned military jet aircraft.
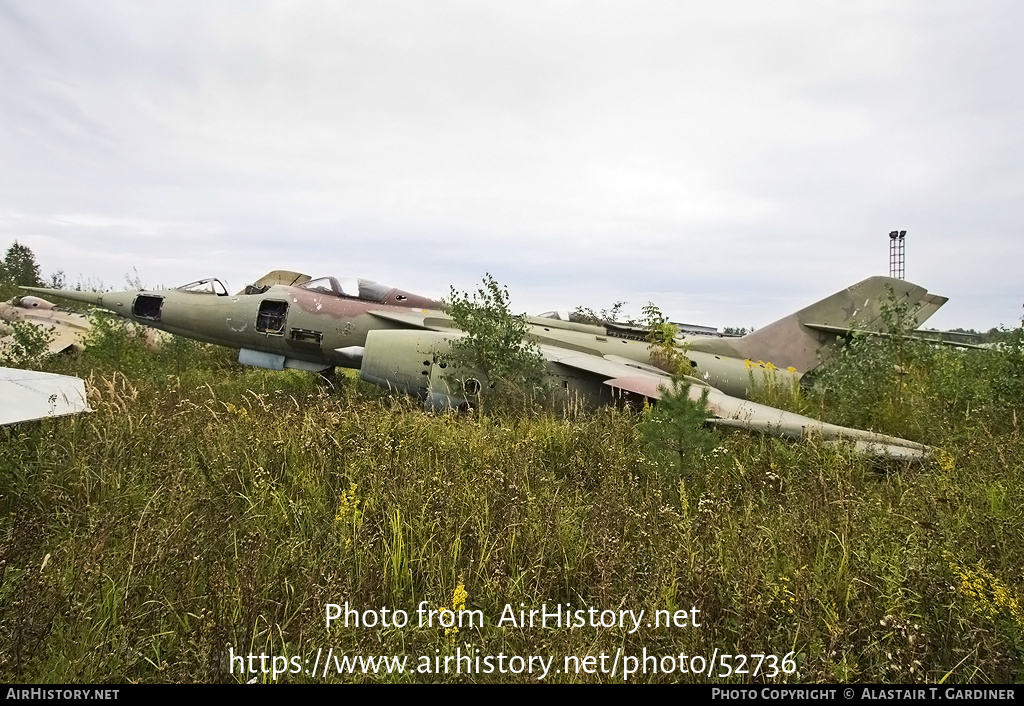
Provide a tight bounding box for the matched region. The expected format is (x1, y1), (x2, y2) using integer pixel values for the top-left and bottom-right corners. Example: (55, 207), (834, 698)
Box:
(0, 295), (92, 355)
(26, 273), (944, 459)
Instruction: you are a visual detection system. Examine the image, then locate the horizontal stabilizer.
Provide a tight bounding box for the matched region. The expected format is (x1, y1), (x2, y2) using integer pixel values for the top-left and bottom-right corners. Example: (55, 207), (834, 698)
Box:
(804, 323), (988, 349)
(701, 386), (932, 460)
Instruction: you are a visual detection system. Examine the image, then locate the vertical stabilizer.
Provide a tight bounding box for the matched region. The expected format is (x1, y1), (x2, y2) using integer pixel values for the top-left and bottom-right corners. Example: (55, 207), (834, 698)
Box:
(691, 276), (947, 373)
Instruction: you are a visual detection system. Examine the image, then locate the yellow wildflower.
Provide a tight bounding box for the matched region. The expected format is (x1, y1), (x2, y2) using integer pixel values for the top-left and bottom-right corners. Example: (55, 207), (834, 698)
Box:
(441, 581), (468, 637)
(949, 559), (1024, 629)
(453, 581), (467, 612)
(335, 483), (361, 528)
(935, 450), (956, 472)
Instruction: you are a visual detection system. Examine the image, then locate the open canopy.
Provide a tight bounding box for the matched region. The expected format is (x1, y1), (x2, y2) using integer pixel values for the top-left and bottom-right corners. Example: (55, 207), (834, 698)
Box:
(176, 279), (229, 296)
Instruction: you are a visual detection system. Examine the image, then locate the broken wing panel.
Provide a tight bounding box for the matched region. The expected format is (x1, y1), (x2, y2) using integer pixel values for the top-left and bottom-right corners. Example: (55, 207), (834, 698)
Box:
(602, 376), (665, 399)
(0, 367), (91, 425)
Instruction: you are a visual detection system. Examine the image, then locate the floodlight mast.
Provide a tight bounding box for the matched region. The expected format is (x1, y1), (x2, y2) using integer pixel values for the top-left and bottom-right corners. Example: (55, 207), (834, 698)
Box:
(889, 229), (906, 280)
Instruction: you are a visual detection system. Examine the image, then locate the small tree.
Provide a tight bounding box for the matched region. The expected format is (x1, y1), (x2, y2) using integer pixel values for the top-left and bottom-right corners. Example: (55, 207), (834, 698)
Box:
(444, 274), (547, 412)
(4, 241), (43, 287)
(640, 302), (689, 374)
(0, 319), (54, 368)
(637, 379), (719, 477)
(570, 300), (630, 325)
(808, 286), (931, 433)
(636, 302), (718, 477)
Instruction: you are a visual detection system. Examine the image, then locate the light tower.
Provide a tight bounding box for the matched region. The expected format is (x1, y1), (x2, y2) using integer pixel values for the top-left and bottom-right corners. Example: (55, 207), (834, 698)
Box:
(889, 230), (906, 280)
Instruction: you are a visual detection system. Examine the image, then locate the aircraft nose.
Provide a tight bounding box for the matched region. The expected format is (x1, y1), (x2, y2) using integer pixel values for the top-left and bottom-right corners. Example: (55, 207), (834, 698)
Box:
(20, 287), (106, 307)
(18, 287), (137, 317)
(91, 290), (137, 314)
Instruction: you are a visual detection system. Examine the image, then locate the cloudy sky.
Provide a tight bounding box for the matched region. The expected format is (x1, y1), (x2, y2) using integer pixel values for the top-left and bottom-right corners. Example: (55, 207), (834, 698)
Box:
(1, 1), (1022, 330)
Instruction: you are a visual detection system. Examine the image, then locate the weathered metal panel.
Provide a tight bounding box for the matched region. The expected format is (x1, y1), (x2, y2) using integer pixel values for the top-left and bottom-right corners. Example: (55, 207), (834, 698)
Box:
(0, 368), (91, 425)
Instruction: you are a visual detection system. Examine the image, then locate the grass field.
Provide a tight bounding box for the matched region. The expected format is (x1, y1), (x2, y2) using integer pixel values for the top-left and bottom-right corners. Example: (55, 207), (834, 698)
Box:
(2, 318), (1023, 683)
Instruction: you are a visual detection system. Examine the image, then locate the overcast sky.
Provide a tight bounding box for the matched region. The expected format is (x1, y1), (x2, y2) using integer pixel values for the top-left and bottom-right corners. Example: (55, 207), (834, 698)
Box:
(1, 1), (1021, 330)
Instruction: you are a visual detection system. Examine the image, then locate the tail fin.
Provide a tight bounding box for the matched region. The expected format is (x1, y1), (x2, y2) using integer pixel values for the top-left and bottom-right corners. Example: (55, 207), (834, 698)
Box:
(711, 276), (947, 373)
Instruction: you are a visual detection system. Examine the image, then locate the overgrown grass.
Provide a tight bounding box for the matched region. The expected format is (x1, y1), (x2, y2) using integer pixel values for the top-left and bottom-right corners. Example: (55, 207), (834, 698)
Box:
(1, 323), (1023, 682)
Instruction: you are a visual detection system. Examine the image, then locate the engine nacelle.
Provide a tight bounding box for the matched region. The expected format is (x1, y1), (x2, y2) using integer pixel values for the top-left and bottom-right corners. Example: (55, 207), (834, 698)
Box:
(688, 349), (802, 398)
(359, 329), (481, 409)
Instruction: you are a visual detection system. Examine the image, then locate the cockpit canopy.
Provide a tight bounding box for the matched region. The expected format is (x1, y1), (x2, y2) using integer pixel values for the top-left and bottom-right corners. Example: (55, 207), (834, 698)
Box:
(176, 279), (229, 296)
(298, 276), (391, 303)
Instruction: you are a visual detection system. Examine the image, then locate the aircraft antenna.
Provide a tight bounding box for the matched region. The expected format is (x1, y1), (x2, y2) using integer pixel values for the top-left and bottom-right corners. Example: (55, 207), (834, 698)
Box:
(888, 230), (906, 280)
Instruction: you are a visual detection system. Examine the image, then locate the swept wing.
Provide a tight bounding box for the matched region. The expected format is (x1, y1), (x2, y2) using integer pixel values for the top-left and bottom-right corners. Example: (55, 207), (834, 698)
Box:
(544, 347), (933, 461)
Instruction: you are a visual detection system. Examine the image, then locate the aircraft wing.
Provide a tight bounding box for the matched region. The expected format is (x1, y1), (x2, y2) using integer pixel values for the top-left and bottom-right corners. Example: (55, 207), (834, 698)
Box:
(538, 344), (670, 398)
(40, 326), (88, 355)
(0, 367), (91, 425)
(539, 345), (932, 460)
(367, 309), (456, 331)
(0, 300), (91, 354)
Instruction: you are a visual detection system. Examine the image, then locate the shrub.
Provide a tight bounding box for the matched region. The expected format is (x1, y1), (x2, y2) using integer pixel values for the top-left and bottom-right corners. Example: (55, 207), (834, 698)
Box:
(443, 274), (548, 413)
(0, 320), (54, 368)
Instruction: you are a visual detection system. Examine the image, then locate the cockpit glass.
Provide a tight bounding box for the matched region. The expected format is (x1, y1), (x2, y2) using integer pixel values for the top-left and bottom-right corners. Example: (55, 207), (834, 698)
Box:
(337, 278), (359, 297)
(177, 279), (228, 295)
(356, 280), (389, 302)
(298, 276), (392, 303)
(300, 277), (338, 295)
